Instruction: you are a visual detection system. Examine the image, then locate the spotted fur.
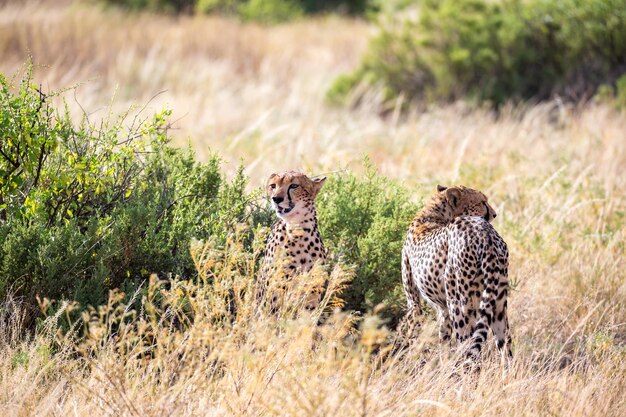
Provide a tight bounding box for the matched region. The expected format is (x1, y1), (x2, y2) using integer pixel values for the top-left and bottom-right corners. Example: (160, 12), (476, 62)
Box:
(402, 185), (512, 364)
(261, 171), (327, 308)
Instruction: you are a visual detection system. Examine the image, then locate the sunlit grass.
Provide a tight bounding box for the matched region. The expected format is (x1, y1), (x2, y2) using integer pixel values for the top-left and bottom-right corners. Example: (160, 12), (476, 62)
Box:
(0, 1), (625, 416)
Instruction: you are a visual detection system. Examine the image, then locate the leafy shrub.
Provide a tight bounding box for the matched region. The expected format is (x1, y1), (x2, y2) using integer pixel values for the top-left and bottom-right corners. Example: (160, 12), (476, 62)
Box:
(0, 66), (271, 313)
(598, 74), (626, 109)
(238, 0), (304, 23)
(100, 0), (196, 12)
(0, 71), (57, 223)
(617, 75), (626, 109)
(329, 0), (626, 108)
(195, 0), (240, 14)
(317, 163), (420, 313)
(101, 0), (378, 20)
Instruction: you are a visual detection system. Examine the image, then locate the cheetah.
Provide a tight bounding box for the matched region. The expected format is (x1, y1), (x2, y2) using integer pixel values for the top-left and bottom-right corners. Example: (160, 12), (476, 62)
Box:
(260, 171), (327, 308)
(401, 185), (511, 365)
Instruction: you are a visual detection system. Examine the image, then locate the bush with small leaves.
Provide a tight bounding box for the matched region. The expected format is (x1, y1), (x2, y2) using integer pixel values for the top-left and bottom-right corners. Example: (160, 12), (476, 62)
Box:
(329, 0), (626, 109)
(101, 0), (378, 20)
(317, 162), (420, 315)
(0, 65), (271, 318)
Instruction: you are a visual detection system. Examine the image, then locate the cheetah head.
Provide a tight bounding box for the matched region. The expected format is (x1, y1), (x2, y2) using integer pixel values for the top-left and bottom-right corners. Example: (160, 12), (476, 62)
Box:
(436, 184), (497, 222)
(266, 171), (326, 220)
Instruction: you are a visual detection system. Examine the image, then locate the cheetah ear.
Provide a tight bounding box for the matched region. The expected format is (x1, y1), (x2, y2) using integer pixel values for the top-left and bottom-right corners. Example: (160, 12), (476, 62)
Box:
(436, 184), (448, 192)
(311, 176), (327, 197)
(266, 173), (278, 194)
(444, 187), (462, 208)
(266, 173), (278, 186)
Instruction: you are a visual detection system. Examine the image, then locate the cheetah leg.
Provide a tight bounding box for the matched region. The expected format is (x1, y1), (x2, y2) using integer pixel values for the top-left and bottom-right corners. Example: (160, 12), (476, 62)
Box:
(465, 281), (497, 364)
(491, 283), (512, 365)
(401, 251), (422, 314)
(462, 280), (482, 342)
(450, 274), (479, 345)
(442, 265), (460, 344)
(444, 266), (473, 344)
(437, 309), (452, 343)
(454, 291), (474, 344)
(445, 294), (463, 343)
(398, 252), (423, 344)
(397, 307), (422, 343)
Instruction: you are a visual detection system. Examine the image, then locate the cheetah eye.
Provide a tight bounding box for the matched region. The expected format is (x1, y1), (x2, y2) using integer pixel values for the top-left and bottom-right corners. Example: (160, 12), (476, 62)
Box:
(289, 184), (299, 189)
(269, 184), (276, 190)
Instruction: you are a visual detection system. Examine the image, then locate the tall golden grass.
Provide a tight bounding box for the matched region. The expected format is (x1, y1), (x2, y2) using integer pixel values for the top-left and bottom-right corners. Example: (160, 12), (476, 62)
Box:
(1, 1), (625, 416)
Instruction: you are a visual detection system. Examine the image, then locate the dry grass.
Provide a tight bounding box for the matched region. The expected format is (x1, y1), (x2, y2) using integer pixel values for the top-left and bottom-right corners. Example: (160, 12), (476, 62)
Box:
(1, 1), (625, 416)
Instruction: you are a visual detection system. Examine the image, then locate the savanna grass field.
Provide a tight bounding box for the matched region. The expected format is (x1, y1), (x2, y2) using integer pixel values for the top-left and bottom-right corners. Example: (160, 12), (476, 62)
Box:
(1, 0), (626, 415)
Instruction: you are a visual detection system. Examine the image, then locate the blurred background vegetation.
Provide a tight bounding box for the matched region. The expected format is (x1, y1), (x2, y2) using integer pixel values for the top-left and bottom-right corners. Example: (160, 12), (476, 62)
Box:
(330, 0), (626, 108)
(95, 0), (626, 108)
(97, 0), (380, 20)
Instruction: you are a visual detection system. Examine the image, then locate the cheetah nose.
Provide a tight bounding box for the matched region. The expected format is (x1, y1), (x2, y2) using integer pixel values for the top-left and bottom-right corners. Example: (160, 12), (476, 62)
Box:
(272, 196), (284, 204)
(493, 213), (497, 218)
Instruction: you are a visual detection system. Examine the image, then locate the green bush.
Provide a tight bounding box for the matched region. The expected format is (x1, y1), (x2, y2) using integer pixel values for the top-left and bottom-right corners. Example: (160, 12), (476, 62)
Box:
(0, 66), (271, 312)
(329, 0), (626, 108)
(100, 0), (196, 12)
(101, 0), (378, 20)
(599, 74), (626, 109)
(317, 163), (420, 313)
(195, 0), (240, 14)
(238, 0), (304, 23)
(617, 75), (626, 109)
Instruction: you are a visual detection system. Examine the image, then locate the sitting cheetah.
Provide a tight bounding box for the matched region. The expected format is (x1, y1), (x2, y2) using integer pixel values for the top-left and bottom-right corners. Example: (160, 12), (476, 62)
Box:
(260, 171), (327, 308)
(402, 185), (511, 364)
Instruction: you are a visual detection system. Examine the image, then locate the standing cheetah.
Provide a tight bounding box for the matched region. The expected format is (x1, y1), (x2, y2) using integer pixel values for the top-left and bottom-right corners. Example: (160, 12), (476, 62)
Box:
(402, 185), (511, 364)
(260, 171), (327, 308)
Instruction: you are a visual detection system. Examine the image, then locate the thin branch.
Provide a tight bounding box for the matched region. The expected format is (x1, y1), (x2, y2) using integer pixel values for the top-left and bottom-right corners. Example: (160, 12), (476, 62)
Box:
(0, 147), (18, 167)
(31, 142), (46, 189)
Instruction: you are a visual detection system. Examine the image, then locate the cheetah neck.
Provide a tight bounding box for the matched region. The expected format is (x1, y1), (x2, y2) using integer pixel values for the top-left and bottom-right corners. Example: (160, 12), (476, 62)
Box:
(281, 206), (319, 237)
(411, 196), (454, 231)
